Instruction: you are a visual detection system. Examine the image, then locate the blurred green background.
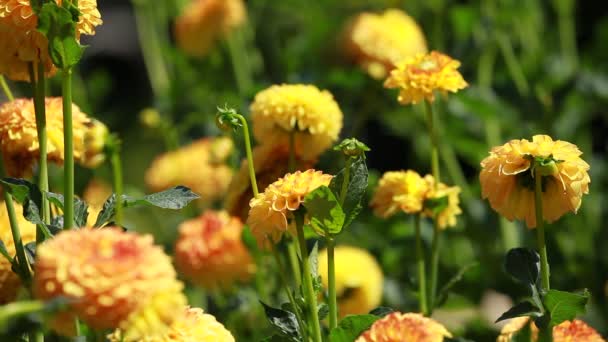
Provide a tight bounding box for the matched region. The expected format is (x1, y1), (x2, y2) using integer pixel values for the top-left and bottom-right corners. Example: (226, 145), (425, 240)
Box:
(4, 0), (607, 339)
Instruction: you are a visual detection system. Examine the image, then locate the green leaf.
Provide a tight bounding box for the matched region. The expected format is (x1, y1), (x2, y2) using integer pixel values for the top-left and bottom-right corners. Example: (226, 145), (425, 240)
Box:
(260, 302), (300, 341)
(368, 307), (394, 317)
(303, 186), (345, 235)
(329, 157), (368, 229)
(435, 262), (479, 307)
(543, 289), (590, 327)
(318, 303), (329, 320)
(37, 3), (83, 68)
(329, 314), (379, 342)
(504, 248), (540, 288)
(423, 195), (449, 216)
(0, 239), (13, 263)
(495, 301), (543, 323)
(45, 192), (89, 228)
(0, 179), (41, 205)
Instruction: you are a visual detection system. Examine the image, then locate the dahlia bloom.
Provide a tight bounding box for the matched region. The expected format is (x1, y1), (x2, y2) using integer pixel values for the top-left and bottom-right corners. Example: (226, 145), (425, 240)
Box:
(250, 84), (344, 160)
(370, 170), (429, 218)
(0, 0), (102, 81)
(422, 175), (462, 229)
(480, 135), (590, 228)
(356, 312), (452, 342)
(109, 307), (235, 342)
(384, 51), (468, 105)
(174, 210), (255, 289)
(33, 228), (186, 341)
(0, 202), (36, 304)
(174, 0), (246, 57)
(145, 137), (233, 207)
(318, 246), (383, 317)
(497, 317), (605, 342)
(247, 169), (332, 248)
(224, 144), (315, 220)
(0, 97), (108, 177)
(343, 9), (427, 79)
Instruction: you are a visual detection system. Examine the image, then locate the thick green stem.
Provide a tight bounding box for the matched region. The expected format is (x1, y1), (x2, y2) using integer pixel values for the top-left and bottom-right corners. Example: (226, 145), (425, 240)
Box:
(428, 219), (441, 312)
(288, 130), (296, 173)
(0, 153), (31, 284)
(271, 248), (307, 341)
(62, 67), (74, 229)
(295, 213), (322, 342)
(287, 241), (302, 287)
(424, 101), (440, 184)
(414, 215), (428, 315)
(29, 63), (51, 244)
(534, 169), (550, 291)
(110, 143), (124, 226)
(0, 75), (14, 101)
(235, 115), (258, 197)
(226, 28), (253, 97)
(327, 236), (338, 329)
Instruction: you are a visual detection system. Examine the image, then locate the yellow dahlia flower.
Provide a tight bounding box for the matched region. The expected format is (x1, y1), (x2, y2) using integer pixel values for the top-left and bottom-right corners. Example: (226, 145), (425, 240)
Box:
(247, 169), (332, 248)
(109, 306), (235, 342)
(224, 144), (315, 220)
(318, 246), (383, 317)
(356, 312), (452, 342)
(480, 135), (590, 228)
(175, 210), (255, 289)
(0, 97), (107, 177)
(250, 84), (344, 160)
(145, 137), (233, 207)
(422, 175), (462, 229)
(497, 317), (605, 342)
(0, 0), (102, 81)
(343, 9), (427, 79)
(0, 201), (36, 304)
(33, 228), (186, 341)
(384, 51), (468, 105)
(175, 0), (246, 57)
(370, 170), (429, 218)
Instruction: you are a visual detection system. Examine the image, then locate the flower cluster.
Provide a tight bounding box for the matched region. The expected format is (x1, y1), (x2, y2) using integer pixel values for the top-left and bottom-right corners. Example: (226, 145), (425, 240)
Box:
(175, 0), (246, 57)
(0, 0), (102, 81)
(250, 84), (344, 161)
(145, 137), (234, 207)
(480, 135), (590, 228)
(356, 312), (452, 342)
(33, 228), (186, 341)
(384, 51), (468, 105)
(343, 9), (427, 79)
(0, 97), (108, 177)
(371, 170), (462, 229)
(174, 210), (255, 289)
(497, 317), (605, 342)
(318, 246), (383, 317)
(0, 202), (36, 304)
(247, 169), (332, 248)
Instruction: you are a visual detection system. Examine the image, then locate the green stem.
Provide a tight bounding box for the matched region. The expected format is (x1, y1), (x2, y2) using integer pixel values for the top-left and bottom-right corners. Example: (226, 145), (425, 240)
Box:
(534, 169), (550, 291)
(28, 332), (44, 342)
(226, 28), (253, 97)
(554, 0), (578, 69)
(288, 130), (296, 173)
(414, 215), (428, 315)
(496, 32), (530, 96)
(62, 67), (74, 229)
(235, 114), (258, 197)
(326, 236), (338, 329)
(287, 241), (302, 287)
(295, 213), (322, 342)
(0, 152), (31, 285)
(110, 142), (124, 226)
(424, 101), (440, 184)
(29, 63), (51, 243)
(0, 75), (14, 101)
(271, 248), (307, 341)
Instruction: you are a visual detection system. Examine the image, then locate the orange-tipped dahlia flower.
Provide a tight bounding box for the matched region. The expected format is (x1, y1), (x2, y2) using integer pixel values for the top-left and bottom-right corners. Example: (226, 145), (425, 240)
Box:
(356, 312), (452, 342)
(370, 170), (429, 218)
(480, 135), (590, 228)
(0, 0), (102, 81)
(33, 228), (186, 341)
(0, 201), (36, 304)
(318, 246), (383, 317)
(422, 175), (462, 229)
(174, 210), (255, 289)
(224, 144), (315, 221)
(250, 84), (344, 160)
(109, 306), (235, 342)
(0, 97), (107, 177)
(343, 9), (427, 79)
(247, 169), (332, 248)
(145, 137), (233, 207)
(497, 317), (605, 342)
(174, 0), (246, 57)
(384, 51), (468, 105)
